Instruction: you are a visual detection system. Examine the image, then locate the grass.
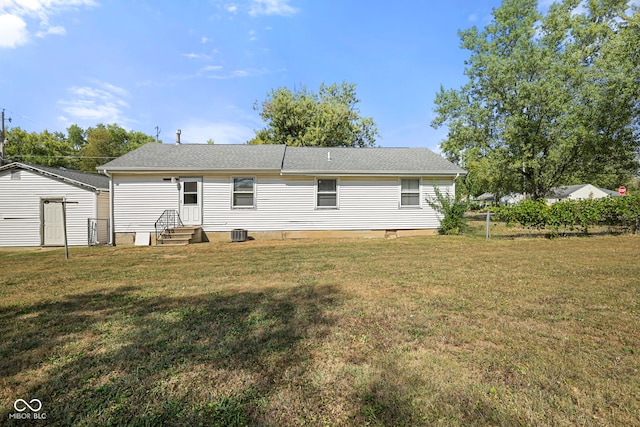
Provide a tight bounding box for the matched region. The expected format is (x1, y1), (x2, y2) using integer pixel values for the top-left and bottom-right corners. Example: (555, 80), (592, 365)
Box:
(1, 223), (639, 426)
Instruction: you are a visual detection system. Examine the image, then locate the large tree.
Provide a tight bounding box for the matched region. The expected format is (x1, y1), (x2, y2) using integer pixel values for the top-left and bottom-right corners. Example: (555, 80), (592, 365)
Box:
(250, 81), (379, 147)
(432, 0), (640, 199)
(5, 127), (76, 168)
(81, 124), (155, 171)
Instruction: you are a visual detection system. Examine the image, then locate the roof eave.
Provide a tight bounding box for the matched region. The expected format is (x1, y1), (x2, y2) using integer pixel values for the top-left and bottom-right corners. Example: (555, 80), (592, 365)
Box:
(2, 162), (106, 192)
(280, 169), (467, 176)
(100, 167), (284, 174)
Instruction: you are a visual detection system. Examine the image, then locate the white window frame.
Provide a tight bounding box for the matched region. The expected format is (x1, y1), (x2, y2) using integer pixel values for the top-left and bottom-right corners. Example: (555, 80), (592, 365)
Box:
(400, 177), (421, 208)
(315, 178), (339, 209)
(231, 177), (256, 209)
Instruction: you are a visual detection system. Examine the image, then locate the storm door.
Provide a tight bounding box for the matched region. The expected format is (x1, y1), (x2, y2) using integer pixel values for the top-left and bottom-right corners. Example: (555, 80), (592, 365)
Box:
(179, 178), (202, 225)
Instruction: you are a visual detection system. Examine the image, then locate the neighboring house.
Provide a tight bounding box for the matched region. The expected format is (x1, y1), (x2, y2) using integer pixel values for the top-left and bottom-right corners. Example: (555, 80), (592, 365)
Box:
(0, 162), (110, 247)
(474, 193), (495, 205)
(545, 184), (621, 205)
(97, 143), (466, 244)
(473, 192), (523, 206)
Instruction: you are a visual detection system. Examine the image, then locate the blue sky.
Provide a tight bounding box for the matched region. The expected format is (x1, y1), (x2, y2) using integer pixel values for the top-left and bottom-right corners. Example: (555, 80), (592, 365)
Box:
(2, 0), (515, 151)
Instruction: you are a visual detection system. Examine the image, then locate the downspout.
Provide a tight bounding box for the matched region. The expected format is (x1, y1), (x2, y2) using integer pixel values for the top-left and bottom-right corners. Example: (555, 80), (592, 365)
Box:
(101, 169), (115, 246)
(453, 173), (460, 196)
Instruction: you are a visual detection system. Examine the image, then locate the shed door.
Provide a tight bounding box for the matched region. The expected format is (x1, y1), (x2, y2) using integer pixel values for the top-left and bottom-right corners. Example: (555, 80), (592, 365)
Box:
(180, 178), (202, 225)
(43, 200), (64, 246)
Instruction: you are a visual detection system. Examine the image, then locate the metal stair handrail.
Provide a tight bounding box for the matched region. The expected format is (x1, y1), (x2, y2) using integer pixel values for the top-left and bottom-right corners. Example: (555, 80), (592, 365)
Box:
(154, 210), (183, 244)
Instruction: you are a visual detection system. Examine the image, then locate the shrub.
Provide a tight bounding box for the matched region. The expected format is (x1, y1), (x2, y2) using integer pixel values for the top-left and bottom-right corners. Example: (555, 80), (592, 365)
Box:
(425, 187), (469, 235)
(493, 195), (640, 237)
(494, 199), (548, 230)
(548, 201), (578, 236)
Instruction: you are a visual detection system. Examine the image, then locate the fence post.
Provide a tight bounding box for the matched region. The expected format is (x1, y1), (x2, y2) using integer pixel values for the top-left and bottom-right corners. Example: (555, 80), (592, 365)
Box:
(486, 209), (491, 240)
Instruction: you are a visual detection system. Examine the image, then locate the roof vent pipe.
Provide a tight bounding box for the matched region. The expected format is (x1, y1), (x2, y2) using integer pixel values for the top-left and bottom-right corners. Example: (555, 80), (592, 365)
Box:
(176, 129), (181, 145)
(327, 151), (331, 161)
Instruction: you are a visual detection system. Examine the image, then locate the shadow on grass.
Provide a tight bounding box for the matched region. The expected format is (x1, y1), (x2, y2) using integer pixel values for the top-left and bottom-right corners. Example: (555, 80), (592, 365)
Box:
(0, 284), (339, 426)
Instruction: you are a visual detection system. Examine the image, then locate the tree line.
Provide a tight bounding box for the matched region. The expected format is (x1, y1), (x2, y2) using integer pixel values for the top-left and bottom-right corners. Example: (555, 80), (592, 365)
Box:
(4, 124), (156, 172)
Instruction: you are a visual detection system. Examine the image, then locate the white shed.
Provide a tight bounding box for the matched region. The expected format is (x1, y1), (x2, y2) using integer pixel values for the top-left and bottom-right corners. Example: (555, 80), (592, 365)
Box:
(0, 162), (110, 247)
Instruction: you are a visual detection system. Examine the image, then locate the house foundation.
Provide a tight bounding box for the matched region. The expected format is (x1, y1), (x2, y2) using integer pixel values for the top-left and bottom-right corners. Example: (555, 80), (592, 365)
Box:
(114, 228), (437, 245)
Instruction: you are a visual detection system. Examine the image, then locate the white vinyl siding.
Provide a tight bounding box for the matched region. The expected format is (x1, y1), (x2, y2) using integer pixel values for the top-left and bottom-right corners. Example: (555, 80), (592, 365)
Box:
(198, 175), (453, 232)
(0, 169), (103, 246)
(112, 175), (179, 233)
(109, 173), (454, 235)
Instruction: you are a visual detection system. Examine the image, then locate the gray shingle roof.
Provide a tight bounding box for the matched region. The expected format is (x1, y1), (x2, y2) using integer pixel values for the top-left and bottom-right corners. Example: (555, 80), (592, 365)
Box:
(547, 184), (621, 198)
(0, 162), (109, 191)
(98, 143), (286, 171)
(98, 143), (465, 176)
(282, 146), (465, 175)
(547, 184), (589, 198)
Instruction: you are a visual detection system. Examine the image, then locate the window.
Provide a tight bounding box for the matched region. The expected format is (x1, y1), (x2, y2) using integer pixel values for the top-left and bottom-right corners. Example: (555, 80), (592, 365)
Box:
(182, 181), (198, 205)
(400, 178), (420, 207)
(233, 177), (255, 208)
(317, 179), (337, 208)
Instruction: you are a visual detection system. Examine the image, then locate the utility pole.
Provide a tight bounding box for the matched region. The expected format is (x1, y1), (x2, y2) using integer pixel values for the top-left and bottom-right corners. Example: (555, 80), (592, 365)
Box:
(1, 109), (8, 166)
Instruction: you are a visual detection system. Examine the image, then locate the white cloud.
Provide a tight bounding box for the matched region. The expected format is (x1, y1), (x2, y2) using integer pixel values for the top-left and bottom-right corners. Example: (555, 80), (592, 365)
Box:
(58, 81), (131, 125)
(0, 13), (28, 48)
(231, 70), (250, 78)
(36, 24), (65, 37)
(225, 3), (237, 14)
(205, 68), (266, 79)
(0, 0), (96, 48)
(468, 13), (477, 22)
(249, 0), (297, 17)
(201, 65), (223, 72)
(182, 52), (213, 61)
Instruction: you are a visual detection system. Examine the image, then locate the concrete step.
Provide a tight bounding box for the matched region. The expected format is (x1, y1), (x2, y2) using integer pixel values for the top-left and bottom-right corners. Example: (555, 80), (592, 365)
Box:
(157, 226), (202, 245)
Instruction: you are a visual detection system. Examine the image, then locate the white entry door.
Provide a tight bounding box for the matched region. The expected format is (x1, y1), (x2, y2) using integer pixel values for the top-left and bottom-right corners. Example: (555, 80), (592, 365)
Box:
(43, 200), (64, 246)
(180, 177), (202, 225)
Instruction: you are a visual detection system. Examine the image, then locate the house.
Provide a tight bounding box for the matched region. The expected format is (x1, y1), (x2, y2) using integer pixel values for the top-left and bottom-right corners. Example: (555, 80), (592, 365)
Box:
(473, 192), (524, 206)
(0, 162), (110, 247)
(97, 143), (466, 244)
(545, 184), (621, 205)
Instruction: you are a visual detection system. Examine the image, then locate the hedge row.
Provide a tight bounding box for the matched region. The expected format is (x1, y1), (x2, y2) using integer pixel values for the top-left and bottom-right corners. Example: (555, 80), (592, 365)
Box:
(493, 195), (640, 236)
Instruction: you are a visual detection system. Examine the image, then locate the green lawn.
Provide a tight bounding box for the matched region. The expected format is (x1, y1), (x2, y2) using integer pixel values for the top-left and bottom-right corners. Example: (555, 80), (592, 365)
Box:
(1, 228), (639, 426)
